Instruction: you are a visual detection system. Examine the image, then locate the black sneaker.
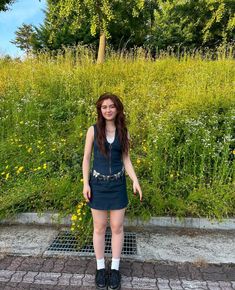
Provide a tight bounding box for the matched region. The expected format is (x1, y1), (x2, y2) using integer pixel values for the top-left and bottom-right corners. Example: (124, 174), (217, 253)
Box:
(95, 268), (107, 290)
(108, 269), (121, 290)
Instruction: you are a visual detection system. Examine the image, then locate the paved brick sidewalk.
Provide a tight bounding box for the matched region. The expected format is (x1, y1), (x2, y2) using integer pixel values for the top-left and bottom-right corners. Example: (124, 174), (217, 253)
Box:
(0, 255), (234, 289)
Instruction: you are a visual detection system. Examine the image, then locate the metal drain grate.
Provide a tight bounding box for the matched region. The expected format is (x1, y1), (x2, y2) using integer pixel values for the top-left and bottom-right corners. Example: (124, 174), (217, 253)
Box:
(46, 229), (137, 256)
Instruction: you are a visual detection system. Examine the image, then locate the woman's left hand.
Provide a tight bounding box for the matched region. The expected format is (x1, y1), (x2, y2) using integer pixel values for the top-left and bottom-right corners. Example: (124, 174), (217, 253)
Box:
(133, 180), (143, 202)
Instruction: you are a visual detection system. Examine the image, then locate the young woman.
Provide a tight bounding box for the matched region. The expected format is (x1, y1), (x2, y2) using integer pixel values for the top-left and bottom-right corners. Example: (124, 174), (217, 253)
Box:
(82, 92), (142, 290)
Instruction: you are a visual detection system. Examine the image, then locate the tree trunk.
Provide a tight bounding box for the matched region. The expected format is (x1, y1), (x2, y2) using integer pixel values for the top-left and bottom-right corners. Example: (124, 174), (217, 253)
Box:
(97, 31), (106, 64)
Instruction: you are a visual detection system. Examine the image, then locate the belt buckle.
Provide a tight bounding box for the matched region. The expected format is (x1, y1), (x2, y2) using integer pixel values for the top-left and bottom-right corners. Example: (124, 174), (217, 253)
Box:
(93, 170), (99, 178)
(93, 169), (124, 181)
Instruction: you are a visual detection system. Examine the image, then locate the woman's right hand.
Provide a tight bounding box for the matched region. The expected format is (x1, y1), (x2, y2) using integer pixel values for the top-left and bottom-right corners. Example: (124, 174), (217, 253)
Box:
(83, 184), (91, 202)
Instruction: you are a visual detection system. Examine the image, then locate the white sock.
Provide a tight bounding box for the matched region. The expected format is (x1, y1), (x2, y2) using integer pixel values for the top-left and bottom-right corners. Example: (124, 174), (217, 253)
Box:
(97, 258), (105, 270)
(111, 258), (120, 270)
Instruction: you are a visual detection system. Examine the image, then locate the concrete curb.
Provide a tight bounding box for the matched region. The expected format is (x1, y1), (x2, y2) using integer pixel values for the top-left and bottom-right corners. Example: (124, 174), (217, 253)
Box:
(0, 212), (234, 230)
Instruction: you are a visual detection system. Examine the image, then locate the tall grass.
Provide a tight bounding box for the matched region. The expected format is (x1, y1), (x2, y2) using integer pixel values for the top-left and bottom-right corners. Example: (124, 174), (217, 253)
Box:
(0, 46), (234, 220)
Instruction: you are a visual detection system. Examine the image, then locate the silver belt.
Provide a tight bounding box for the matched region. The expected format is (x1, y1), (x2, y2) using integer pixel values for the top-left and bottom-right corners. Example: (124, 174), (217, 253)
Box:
(91, 167), (125, 181)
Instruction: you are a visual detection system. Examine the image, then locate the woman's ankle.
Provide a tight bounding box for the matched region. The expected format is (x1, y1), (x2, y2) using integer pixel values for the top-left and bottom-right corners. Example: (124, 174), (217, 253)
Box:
(111, 257), (120, 270)
(96, 257), (105, 270)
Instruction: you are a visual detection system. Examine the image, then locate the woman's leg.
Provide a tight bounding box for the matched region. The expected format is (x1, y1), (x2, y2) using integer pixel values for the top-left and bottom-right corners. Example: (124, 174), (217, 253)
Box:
(108, 208), (126, 289)
(91, 208), (108, 260)
(109, 208), (126, 260)
(91, 209), (108, 289)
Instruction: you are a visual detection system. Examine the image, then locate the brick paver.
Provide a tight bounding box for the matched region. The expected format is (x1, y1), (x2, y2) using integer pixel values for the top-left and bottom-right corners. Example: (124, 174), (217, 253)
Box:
(0, 255), (234, 289)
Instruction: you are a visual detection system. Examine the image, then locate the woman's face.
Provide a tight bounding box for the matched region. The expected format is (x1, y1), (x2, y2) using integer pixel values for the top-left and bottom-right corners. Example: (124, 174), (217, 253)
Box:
(101, 98), (117, 121)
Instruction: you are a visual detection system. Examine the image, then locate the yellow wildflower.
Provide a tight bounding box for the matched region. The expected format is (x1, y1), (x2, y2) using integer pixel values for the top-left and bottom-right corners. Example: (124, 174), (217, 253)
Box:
(71, 214), (78, 221)
(27, 148), (32, 153)
(80, 178), (83, 183)
(16, 166), (24, 174)
(43, 163), (47, 169)
(136, 159), (141, 164)
(79, 217), (82, 221)
(79, 132), (83, 137)
(5, 173), (10, 180)
(71, 227), (75, 231)
(38, 140), (42, 144)
(233, 149), (235, 155)
(170, 174), (174, 178)
(37, 166), (41, 170)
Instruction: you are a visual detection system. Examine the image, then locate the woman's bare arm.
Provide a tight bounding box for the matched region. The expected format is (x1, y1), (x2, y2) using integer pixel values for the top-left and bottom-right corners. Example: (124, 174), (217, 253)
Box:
(82, 126), (94, 201)
(122, 131), (142, 201)
(122, 153), (138, 183)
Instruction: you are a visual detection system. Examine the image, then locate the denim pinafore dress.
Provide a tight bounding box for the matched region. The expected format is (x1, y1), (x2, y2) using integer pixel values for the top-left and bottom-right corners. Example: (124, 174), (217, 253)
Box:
(88, 124), (128, 210)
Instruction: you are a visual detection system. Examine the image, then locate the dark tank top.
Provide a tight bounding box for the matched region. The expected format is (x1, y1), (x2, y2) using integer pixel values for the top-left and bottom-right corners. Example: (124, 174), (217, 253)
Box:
(92, 124), (124, 175)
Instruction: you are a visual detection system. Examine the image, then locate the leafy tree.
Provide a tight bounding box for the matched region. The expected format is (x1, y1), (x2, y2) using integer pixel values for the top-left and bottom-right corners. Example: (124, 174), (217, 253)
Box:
(12, 0), (153, 60)
(11, 24), (37, 54)
(201, 0), (235, 46)
(46, 0), (147, 63)
(148, 0), (235, 51)
(108, 0), (157, 50)
(31, 2), (99, 52)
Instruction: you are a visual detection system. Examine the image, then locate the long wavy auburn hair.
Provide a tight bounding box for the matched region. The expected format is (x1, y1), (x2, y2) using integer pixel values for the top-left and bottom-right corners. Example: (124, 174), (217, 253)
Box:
(95, 92), (130, 158)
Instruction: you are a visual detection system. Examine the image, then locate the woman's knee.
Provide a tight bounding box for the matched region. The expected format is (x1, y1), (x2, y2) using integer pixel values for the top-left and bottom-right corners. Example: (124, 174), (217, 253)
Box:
(93, 221), (107, 235)
(110, 223), (123, 235)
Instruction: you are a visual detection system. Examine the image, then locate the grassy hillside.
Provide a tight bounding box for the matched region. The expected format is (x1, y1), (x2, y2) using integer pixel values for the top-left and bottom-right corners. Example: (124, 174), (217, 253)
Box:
(0, 47), (234, 220)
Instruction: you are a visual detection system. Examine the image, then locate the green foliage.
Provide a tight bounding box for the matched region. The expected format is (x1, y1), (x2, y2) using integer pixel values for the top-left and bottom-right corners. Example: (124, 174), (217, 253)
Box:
(70, 201), (93, 249)
(187, 183), (235, 220)
(148, 0), (235, 50)
(10, 24), (37, 54)
(0, 46), (234, 223)
(12, 0), (152, 53)
(50, 0), (146, 38)
(0, 0), (15, 11)
(12, 1), (234, 54)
